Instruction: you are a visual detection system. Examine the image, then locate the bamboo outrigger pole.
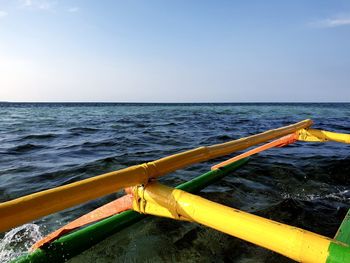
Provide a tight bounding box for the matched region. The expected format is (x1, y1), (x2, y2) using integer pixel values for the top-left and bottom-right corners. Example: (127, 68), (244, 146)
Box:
(0, 119), (313, 233)
(131, 182), (350, 263)
(13, 159), (248, 263)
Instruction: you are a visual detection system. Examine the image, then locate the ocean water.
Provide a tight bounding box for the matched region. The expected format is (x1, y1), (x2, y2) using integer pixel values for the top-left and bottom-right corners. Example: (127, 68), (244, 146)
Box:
(0, 103), (349, 263)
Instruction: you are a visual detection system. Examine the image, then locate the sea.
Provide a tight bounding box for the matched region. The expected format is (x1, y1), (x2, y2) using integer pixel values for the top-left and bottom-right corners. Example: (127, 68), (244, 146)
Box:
(0, 103), (349, 263)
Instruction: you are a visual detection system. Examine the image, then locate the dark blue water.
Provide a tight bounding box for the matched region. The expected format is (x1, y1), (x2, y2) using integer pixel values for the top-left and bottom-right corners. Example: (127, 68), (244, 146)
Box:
(0, 103), (349, 262)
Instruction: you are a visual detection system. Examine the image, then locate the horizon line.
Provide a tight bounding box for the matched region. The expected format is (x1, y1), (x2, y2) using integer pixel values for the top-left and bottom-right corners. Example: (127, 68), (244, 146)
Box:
(1, 101), (350, 104)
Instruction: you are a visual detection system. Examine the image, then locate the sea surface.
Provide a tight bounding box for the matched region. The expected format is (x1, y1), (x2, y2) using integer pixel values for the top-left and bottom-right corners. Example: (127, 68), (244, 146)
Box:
(0, 103), (349, 263)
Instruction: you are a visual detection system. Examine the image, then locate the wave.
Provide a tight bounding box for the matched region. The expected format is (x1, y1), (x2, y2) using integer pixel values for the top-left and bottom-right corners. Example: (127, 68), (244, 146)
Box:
(22, 156), (127, 188)
(21, 134), (56, 140)
(281, 189), (350, 202)
(68, 127), (100, 133)
(81, 140), (120, 148)
(6, 144), (47, 154)
(0, 224), (43, 263)
(199, 134), (235, 144)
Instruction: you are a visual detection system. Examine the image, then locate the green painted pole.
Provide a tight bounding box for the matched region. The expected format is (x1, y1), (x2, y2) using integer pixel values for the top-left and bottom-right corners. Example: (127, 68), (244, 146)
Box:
(325, 209), (350, 263)
(326, 241), (350, 263)
(12, 158), (248, 263)
(334, 209), (350, 245)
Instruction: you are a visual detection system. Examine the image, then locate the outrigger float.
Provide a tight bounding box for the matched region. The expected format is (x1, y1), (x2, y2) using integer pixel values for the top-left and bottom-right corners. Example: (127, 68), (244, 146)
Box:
(1, 119), (350, 263)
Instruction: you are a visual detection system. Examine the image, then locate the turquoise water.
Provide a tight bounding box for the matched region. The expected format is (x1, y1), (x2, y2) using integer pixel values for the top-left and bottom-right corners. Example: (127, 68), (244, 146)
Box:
(0, 103), (350, 262)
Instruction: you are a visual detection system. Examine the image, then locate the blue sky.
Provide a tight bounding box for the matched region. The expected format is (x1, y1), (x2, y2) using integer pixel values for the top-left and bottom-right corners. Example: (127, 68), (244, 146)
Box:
(0, 0), (349, 102)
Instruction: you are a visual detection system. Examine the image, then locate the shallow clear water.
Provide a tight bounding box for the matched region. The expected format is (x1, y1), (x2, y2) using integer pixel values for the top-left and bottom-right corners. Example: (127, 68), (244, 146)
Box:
(0, 103), (349, 262)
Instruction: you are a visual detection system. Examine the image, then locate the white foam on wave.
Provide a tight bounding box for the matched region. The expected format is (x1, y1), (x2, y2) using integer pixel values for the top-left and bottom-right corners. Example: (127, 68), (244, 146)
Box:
(282, 189), (350, 202)
(0, 224), (43, 263)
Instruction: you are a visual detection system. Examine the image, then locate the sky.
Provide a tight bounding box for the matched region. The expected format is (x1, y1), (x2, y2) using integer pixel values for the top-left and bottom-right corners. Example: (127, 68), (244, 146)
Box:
(0, 0), (349, 102)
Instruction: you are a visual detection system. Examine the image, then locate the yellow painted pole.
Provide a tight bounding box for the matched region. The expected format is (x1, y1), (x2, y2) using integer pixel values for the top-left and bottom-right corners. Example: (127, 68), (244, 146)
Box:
(298, 129), (350, 144)
(0, 119), (312, 233)
(132, 182), (344, 263)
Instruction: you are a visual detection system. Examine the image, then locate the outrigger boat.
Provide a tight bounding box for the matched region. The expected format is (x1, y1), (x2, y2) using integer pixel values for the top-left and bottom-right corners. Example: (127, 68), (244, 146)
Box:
(1, 119), (350, 263)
